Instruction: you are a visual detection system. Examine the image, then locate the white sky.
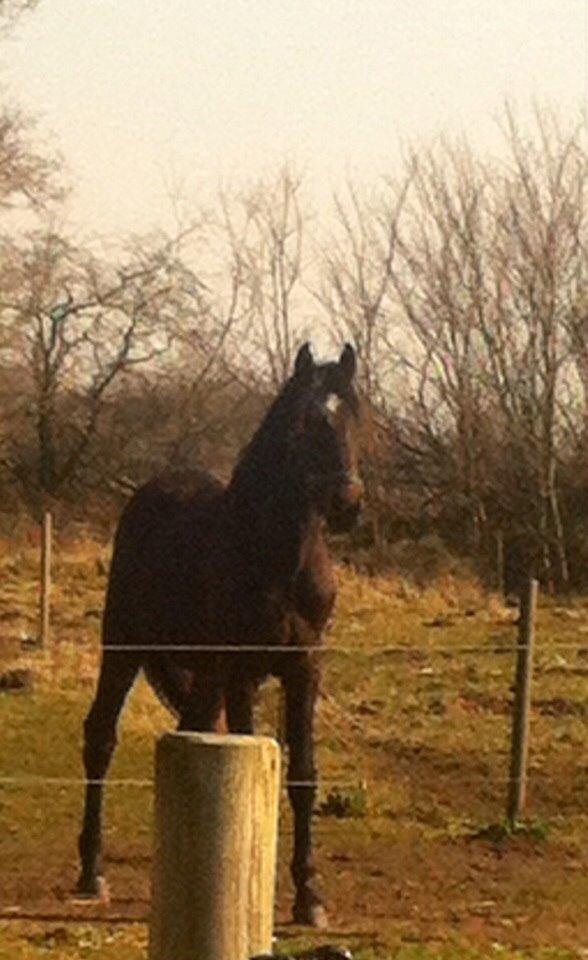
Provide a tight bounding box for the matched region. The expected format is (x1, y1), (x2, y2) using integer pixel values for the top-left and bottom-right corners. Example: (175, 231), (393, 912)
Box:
(2, 0), (586, 236)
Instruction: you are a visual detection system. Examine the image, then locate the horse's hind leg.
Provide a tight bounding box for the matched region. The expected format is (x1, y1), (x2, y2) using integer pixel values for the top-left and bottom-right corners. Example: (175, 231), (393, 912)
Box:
(76, 649), (139, 896)
(226, 677), (256, 734)
(177, 677), (227, 733)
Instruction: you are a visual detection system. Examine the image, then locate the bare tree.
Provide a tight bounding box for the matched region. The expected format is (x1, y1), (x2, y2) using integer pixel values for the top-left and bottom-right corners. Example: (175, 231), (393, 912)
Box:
(315, 178), (413, 551)
(388, 141), (496, 549)
(477, 106), (586, 586)
(319, 105), (586, 587)
(0, 227), (208, 511)
(0, 0), (39, 32)
(0, 0), (56, 204)
(217, 165), (309, 388)
(0, 106), (61, 212)
(317, 177), (412, 405)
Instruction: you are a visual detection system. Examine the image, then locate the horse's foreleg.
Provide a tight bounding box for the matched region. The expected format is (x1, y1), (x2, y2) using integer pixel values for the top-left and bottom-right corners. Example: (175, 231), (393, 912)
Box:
(76, 650), (139, 896)
(283, 661), (326, 928)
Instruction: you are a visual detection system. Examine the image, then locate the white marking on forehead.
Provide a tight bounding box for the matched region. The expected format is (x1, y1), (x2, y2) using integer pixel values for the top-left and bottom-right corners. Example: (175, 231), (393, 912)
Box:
(325, 394), (342, 415)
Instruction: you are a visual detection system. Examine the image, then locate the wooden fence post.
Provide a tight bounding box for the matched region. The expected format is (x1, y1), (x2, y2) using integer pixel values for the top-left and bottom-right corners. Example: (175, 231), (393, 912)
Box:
(150, 732), (280, 960)
(507, 577), (538, 828)
(39, 511), (52, 647)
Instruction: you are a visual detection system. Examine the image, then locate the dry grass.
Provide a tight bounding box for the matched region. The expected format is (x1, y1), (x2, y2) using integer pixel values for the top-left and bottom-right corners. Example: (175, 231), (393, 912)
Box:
(1, 536), (588, 958)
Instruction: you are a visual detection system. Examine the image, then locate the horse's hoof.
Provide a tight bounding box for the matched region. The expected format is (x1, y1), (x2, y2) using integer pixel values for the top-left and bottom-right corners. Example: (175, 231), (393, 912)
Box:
(293, 900), (328, 928)
(250, 955), (294, 960)
(71, 875), (110, 904)
(315, 947), (353, 960)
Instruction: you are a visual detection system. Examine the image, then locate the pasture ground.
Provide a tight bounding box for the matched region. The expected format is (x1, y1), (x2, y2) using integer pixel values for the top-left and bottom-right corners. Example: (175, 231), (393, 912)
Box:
(1, 538), (588, 959)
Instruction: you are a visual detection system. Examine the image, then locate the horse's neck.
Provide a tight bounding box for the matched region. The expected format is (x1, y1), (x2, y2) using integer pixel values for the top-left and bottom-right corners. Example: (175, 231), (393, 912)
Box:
(225, 378), (321, 584)
(226, 469), (321, 588)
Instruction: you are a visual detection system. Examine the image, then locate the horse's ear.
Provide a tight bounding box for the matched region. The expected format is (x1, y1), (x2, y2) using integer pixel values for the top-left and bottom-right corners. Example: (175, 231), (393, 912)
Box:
(294, 342), (314, 380)
(339, 343), (357, 382)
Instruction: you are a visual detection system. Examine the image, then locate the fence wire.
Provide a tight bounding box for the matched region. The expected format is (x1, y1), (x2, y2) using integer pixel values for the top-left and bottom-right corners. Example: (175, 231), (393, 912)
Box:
(3, 598), (588, 802)
(95, 641), (587, 655)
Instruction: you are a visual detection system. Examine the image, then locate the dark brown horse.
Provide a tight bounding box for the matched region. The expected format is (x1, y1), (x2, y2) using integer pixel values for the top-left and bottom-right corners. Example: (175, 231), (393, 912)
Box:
(77, 342), (363, 926)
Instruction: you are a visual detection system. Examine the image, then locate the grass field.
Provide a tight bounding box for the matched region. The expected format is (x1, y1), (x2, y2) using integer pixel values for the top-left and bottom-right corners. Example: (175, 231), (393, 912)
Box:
(1, 538), (588, 959)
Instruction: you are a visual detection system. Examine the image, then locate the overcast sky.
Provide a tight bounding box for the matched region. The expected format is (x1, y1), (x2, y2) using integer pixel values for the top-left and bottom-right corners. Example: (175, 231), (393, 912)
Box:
(2, 0), (586, 236)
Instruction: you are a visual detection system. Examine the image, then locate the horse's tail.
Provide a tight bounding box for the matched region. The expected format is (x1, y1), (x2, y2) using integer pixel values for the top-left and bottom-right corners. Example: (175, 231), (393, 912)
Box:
(143, 653), (192, 720)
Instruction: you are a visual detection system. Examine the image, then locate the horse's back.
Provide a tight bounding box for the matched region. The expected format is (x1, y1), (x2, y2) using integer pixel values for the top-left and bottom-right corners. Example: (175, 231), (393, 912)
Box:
(103, 470), (227, 641)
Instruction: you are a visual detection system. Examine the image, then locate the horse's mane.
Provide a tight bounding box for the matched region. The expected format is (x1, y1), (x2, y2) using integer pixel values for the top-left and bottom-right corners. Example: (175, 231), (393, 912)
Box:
(227, 374), (308, 500)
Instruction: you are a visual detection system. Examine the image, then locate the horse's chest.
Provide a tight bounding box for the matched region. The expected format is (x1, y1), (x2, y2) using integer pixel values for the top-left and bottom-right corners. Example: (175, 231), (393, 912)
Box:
(216, 567), (335, 647)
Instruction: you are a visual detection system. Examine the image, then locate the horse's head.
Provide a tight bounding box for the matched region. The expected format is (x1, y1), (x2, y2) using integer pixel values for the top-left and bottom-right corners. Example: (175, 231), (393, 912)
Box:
(292, 342), (364, 533)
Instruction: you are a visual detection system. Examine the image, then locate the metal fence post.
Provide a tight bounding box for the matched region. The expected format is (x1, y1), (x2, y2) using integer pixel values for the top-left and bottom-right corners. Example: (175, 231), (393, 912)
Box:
(507, 577), (538, 827)
(39, 511), (52, 647)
